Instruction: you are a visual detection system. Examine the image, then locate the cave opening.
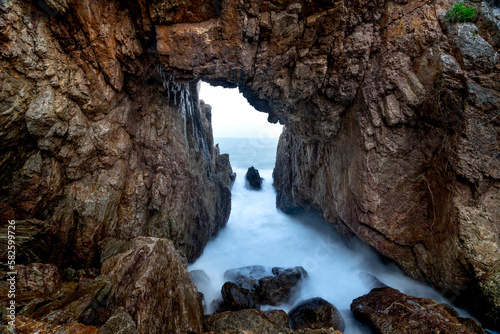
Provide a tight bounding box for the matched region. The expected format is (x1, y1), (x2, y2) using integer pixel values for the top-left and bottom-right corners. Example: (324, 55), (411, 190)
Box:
(189, 82), (479, 334)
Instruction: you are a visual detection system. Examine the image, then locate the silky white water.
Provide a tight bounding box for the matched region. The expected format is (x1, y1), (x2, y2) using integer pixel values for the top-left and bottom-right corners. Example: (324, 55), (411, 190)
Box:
(189, 138), (473, 334)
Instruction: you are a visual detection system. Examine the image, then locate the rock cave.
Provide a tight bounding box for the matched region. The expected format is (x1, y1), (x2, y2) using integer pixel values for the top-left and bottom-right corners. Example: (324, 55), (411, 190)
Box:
(0, 0), (499, 333)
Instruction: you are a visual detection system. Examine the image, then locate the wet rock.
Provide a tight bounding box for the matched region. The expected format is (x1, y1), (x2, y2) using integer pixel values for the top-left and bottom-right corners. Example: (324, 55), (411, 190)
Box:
(289, 297), (345, 332)
(220, 266), (308, 311)
(101, 236), (203, 333)
(203, 309), (283, 332)
(221, 281), (260, 311)
(259, 267), (308, 305)
(100, 307), (138, 334)
(245, 166), (263, 190)
(351, 287), (486, 334)
(1, 0), (499, 327)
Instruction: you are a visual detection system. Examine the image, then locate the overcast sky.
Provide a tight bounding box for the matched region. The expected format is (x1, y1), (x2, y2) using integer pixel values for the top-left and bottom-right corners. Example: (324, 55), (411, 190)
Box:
(199, 82), (283, 138)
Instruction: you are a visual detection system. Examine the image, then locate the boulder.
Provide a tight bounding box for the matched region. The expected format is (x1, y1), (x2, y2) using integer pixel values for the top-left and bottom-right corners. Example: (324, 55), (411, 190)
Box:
(101, 236), (203, 334)
(100, 307), (138, 334)
(204, 309), (342, 334)
(351, 287), (486, 334)
(259, 267), (308, 305)
(245, 167), (263, 190)
(289, 297), (345, 332)
(221, 281), (260, 311)
(219, 266), (308, 311)
(203, 309), (284, 332)
(29, 275), (112, 326)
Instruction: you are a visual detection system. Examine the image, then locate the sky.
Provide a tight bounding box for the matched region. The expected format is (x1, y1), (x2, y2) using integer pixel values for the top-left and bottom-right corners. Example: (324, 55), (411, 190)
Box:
(199, 82), (283, 138)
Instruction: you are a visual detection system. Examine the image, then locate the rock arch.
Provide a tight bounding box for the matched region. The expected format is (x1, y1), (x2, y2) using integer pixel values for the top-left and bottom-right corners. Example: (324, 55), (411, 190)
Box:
(0, 0), (499, 327)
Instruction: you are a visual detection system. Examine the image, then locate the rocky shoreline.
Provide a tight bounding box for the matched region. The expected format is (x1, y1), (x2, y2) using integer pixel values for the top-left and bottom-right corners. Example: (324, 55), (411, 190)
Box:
(0, 0), (498, 332)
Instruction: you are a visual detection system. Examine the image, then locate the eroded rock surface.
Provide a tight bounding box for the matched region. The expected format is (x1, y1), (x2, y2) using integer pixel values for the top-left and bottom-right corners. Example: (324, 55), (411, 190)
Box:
(1, 0), (499, 330)
(101, 237), (203, 334)
(153, 1), (500, 326)
(218, 265), (308, 311)
(351, 287), (486, 334)
(0, 0), (232, 267)
(289, 297), (345, 332)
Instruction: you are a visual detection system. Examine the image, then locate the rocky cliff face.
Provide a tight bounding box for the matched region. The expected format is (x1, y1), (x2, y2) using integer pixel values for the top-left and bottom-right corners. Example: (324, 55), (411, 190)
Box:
(0, 0), (232, 267)
(1, 0), (499, 331)
(153, 0), (499, 327)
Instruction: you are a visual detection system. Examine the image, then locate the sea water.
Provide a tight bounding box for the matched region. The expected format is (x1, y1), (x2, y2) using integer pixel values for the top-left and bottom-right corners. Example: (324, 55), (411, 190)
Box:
(188, 137), (479, 334)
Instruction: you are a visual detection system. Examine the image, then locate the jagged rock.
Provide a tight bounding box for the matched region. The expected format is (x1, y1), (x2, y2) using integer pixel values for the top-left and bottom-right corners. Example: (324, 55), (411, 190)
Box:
(101, 237), (203, 334)
(203, 309), (284, 332)
(258, 267), (308, 305)
(1, 0), (499, 327)
(289, 297), (345, 332)
(351, 287), (486, 334)
(13, 315), (100, 334)
(0, 220), (52, 268)
(0, 264), (62, 306)
(29, 275), (111, 326)
(215, 147), (237, 189)
(100, 307), (138, 334)
(219, 266), (308, 311)
(245, 167), (263, 190)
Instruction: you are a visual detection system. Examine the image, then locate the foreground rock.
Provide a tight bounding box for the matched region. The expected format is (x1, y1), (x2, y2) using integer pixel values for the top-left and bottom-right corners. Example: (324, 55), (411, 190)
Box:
(13, 316), (100, 334)
(351, 287), (486, 334)
(101, 237), (203, 333)
(289, 297), (345, 332)
(218, 265), (308, 311)
(245, 167), (263, 190)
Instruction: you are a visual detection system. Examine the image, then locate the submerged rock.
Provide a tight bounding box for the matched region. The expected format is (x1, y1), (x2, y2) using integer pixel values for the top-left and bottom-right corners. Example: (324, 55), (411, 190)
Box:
(351, 287), (486, 334)
(245, 166), (263, 190)
(219, 265), (308, 312)
(289, 297), (345, 332)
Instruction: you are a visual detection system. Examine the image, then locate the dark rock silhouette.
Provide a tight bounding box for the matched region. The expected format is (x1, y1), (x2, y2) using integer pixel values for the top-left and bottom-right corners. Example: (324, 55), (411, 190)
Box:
(218, 265), (308, 312)
(245, 166), (263, 190)
(289, 297), (345, 332)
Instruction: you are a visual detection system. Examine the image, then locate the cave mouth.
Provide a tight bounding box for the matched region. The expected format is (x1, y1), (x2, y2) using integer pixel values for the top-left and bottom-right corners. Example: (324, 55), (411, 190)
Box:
(199, 81), (283, 140)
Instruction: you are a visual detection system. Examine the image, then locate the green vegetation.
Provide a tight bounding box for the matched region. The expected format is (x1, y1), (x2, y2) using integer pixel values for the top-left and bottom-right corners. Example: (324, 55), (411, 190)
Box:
(445, 1), (477, 23)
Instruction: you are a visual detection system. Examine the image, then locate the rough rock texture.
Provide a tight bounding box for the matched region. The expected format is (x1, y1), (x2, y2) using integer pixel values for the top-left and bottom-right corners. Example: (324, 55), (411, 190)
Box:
(203, 309), (342, 333)
(14, 316), (100, 334)
(289, 297), (345, 332)
(0, 0), (232, 267)
(1, 0), (499, 330)
(153, 0), (500, 326)
(101, 237), (203, 334)
(218, 265), (308, 311)
(351, 287), (486, 334)
(100, 307), (139, 334)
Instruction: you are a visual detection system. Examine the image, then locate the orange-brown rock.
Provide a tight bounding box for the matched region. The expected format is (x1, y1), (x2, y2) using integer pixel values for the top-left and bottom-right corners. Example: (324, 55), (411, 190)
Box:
(351, 287), (486, 334)
(101, 237), (203, 334)
(14, 315), (100, 334)
(0, 0), (499, 329)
